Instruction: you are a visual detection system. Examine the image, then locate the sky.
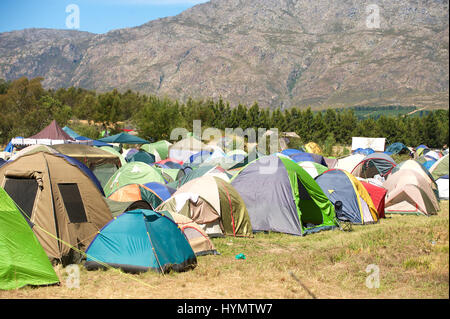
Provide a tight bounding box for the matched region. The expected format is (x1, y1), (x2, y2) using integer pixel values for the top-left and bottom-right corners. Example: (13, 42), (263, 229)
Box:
(0, 0), (209, 34)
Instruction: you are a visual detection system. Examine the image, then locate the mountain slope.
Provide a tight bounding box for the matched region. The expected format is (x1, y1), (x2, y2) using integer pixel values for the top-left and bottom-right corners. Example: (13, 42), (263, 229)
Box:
(0, 0), (448, 109)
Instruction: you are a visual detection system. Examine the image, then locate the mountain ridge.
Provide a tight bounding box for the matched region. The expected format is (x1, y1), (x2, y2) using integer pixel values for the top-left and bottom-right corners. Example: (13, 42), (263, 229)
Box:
(0, 0), (448, 109)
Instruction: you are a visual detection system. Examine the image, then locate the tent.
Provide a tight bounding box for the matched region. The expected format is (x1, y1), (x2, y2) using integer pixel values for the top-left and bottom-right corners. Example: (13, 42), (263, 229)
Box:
(280, 149), (303, 157)
(429, 155), (449, 199)
(424, 150), (441, 162)
(98, 132), (149, 144)
(391, 160), (439, 199)
(188, 150), (213, 166)
(143, 182), (176, 201)
(0, 158), (6, 167)
(165, 212), (218, 256)
(383, 169), (440, 216)
(140, 140), (172, 162)
(168, 136), (213, 163)
(167, 165), (232, 189)
(155, 158), (184, 169)
(107, 184), (166, 209)
(297, 161), (328, 179)
(126, 150), (155, 165)
(51, 144), (122, 188)
(289, 152), (328, 167)
(315, 169), (378, 224)
(103, 162), (166, 197)
(98, 146), (126, 166)
(351, 152), (397, 179)
(0, 152), (113, 264)
(62, 126), (111, 147)
(0, 187), (60, 290)
(231, 155), (337, 236)
(29, 120), (74, 141)
(84, 209), (197, 274)
(335, 154), (365, 173)
(360, 180), (387, 219)
(385, 142), (410, 155)
(9, 144), (58, 161)
(157, 175), (253, 237)
(304, 142), (322, 154)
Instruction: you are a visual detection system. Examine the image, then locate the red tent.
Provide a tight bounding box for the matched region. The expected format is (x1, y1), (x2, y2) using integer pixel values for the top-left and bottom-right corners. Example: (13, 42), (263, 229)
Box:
(360, 181), (386, 219)
(28, 120), (74, 141)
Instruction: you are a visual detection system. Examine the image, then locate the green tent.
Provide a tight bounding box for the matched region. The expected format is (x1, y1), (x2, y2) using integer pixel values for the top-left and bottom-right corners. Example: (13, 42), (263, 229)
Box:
(141, 140), (171, 161)
(429, 154), (449, 180)
(0, 187), (60, 290)
(103, 162), (166, 197)
(231, 155), (337, 236)
(98, 146), (126, 166)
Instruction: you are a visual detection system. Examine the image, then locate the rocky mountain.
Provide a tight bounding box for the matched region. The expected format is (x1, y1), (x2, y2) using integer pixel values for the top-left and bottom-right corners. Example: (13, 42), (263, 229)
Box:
(0, 0), (448, 109)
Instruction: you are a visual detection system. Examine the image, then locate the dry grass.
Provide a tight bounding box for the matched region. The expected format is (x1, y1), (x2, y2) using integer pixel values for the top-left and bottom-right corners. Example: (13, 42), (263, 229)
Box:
(1, 201), (448, 299)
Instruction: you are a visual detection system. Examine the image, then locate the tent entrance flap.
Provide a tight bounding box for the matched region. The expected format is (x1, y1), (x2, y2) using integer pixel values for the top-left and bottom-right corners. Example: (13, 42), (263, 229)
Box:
(297, 177), (323, 226)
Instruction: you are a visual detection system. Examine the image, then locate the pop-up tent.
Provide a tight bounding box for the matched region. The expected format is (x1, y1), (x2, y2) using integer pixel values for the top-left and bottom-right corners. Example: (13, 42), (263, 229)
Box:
(0, 152), (113, 264)
(231, 155), (337, 236)
(315, 169), (378, 224)
(157, 175), (253, 237)
(352, 152), (396, 179)
(383, 169), (440, 216)
(84, 209), (197, 274)
(0, 187), (60, 290)
(103, 162), (166, 197)
(168, 136), (213, 163)
(165, 211), (218, 256)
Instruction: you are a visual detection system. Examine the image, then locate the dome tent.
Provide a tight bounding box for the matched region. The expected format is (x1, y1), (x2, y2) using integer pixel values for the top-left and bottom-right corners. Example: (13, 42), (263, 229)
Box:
(84, 209), (197, 274)
(352, 152), (396, 179)
(0, 187), (60, 290)
(157, 175), (253, 238)
(231, 155), (337, 236)
(0, 152), (113, 264)
(315, 169), (379, 224)
(103, 162), (166, 197)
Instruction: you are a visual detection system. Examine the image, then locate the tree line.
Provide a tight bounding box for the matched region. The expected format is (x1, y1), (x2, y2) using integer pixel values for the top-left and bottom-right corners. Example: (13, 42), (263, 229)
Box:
(0, 77), (448, 149)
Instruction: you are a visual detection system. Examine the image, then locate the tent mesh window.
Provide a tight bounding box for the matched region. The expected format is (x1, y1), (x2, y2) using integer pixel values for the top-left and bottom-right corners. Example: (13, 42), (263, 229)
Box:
(3, 177), (38, 220)
(57, 183), (88, 223)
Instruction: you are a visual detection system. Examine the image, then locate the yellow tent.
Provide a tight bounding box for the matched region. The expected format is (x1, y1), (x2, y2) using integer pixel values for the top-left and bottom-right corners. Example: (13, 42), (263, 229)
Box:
(304, 142), (323, 154)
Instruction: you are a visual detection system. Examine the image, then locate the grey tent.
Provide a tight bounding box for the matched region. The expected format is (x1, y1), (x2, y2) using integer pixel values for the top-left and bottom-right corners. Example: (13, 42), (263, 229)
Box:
(351, 152), (397, 179)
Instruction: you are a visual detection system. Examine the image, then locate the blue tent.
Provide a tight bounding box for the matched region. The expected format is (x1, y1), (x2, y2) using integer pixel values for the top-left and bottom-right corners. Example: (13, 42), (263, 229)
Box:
(422, 159), (437, 171)
(290, 152), (328, 167)
(385, 142), (409, 155)
(84, 209), (197, 273)
(188, 150), (213, 165)
(0, 158), (6, 167)
(353, 148), (375, 156)
(281, 149), (303, 157)
(143, 182), (176, 201)
(98, 132), (149, 144)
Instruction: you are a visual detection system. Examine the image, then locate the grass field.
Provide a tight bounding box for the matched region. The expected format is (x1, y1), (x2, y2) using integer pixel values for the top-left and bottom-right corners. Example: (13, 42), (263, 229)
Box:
(1, 201), (448, 299)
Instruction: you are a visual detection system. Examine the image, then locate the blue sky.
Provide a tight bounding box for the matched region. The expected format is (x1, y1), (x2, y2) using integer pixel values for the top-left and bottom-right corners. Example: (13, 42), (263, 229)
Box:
(0, 0), (209, 34)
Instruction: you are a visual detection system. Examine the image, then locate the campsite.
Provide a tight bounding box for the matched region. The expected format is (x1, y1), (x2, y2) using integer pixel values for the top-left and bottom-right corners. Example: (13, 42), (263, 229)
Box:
(0, 0), (448, 302)
(0, 118), (448, 299)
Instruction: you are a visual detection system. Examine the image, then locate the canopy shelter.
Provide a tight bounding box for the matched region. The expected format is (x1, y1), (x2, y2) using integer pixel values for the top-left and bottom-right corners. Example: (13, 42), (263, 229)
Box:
(84, 209), (197, 274)
(231, 155), (337, 236)
(0, 187), (60, 290)
(0, 152), (113, 264)
(98, 132), (149, 144)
